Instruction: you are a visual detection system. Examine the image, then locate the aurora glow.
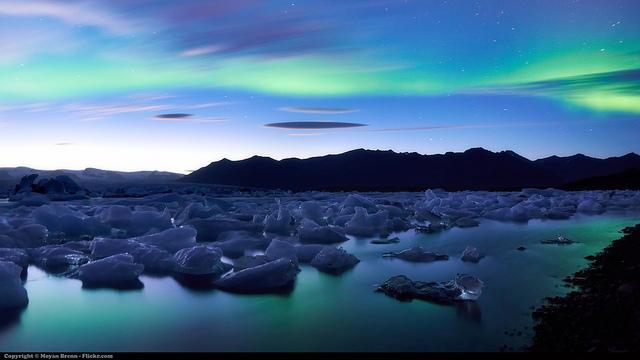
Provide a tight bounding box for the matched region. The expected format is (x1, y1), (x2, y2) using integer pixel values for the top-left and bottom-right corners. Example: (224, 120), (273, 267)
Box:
(0, 0), (638, 173)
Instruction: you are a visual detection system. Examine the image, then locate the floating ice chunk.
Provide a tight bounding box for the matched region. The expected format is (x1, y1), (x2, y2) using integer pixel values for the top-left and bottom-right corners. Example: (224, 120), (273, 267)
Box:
(8, 224), (48, 248)
(133, 226), (197, 253)
(174, 202), (222, 225)
(460, 246), (483, 263)
(233, 255), (269, 271)
(173, 245), (231, 276)
(577, 199), (606, 214)
(0, 248), (29, 268)
(454, 274), (484, 300)
(0, 261), (28, 309)
(341, 194), (377, 212)
(11, 192), (50, 206)
(298, 219), (348, 244)
(0, 217), (11, 235)
(30, 245), (89, 272)
(382, 246), (449, 262)
(264, 239), (297, 265)
(376, 273), (484, 304)
(32, 205), (109, 239)
(100, 205), (172, 236)
(541, 235), (575, 245)
(263, 202), (293, 235)
(377, 205), (409, 219)
(185, 217), (263, 242)
(299, 201), (325, 224)
(0, 235), (19, 248)
(546, 206), (575, 220)
(414, 208), (443, 223)
(75, 254), (144, 289)
(91, 238), (174, 273)
(310, 246), (359, 274)
(214, 231), (269, 258)
(344, 207), (389, 237)
(294, 244), (325, 263)
(214, 258), (299, 293)
(370, 237), (400, 245)
(454, 217), (480, 228)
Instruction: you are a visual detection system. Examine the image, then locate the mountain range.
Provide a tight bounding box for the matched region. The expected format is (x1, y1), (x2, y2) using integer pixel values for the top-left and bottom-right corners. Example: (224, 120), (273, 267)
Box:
(0, 167), (182, 185)
(181, 148), (640, 191)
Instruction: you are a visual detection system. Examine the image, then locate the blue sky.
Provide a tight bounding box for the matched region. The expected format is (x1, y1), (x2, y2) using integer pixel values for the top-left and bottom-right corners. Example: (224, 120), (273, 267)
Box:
(0, 0), (638, 173)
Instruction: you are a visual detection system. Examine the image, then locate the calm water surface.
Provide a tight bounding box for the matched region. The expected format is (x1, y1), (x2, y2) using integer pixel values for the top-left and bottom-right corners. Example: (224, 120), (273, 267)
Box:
(1, 213), (638, 351)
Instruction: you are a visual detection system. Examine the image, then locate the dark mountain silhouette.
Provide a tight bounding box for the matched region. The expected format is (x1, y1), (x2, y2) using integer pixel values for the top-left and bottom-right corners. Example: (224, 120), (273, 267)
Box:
(181, 148), (640, 191)
(182, 148), (640, 191)
(533, 153), (640, 183)
(562, 168), (640, 190)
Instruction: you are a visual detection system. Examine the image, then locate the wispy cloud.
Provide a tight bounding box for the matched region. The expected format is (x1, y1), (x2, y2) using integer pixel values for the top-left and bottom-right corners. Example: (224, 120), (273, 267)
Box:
(0, 1), (138, 34)
(64, 103), (174, 119)
(264, 121), (367, 129)
(278, 106), (359, 114)
(287, 132), (325, 136)
(55, 142), (74, 146)
(152, 114), (229, 123)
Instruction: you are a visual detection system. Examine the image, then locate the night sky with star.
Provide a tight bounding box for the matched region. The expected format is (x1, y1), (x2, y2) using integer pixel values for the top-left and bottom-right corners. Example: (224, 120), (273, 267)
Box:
(0, 0), (638, 173)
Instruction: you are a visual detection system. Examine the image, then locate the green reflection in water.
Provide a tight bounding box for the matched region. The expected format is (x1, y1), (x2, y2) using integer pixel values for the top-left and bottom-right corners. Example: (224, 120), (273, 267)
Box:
(0, 213), (637, 351)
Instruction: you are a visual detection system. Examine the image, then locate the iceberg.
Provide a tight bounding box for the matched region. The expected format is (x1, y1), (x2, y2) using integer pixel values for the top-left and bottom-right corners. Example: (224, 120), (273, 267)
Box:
(263, 202), (293, 235)
(382, 246), (449, 262)
(0, 248), (29, 268)
(294, 244), (325, 263)
(310, 246), (359, 274)
(376, 274), (484, 304)
(0, 261), (29, 309)
(133, 226), (198, 253)
(344, 207), (389, 237)
(298, 219), (348, 244)
(460, 246), (483, 263)
(214, 258), (299, 293)
(173, 245), (232, 276)
(75, 254), (144, 289)
(30, 245), (89, 272)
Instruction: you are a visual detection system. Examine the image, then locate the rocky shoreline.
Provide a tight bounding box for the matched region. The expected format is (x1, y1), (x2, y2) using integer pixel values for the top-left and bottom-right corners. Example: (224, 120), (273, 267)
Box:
(530, 223), (640, 352)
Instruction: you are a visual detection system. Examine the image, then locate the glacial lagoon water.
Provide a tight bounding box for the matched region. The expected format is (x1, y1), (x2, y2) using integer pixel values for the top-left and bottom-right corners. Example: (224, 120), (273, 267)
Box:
(1, 212), (638, 352)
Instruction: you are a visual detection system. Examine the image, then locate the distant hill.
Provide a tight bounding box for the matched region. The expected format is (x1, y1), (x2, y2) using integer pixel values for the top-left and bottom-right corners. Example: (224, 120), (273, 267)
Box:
(0, 167), (183, 185)
(181, 148), (640, 191)
(534, 153), (640, 183)
(562, 168), (640, 190)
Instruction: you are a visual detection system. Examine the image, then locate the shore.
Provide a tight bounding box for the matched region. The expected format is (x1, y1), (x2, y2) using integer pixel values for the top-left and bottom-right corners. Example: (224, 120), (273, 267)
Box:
(530, 223), (640, 351)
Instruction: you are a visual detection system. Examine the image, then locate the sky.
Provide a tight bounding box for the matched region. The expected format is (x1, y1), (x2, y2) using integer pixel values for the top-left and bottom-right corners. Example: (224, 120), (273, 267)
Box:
(0, 0), (639, 173)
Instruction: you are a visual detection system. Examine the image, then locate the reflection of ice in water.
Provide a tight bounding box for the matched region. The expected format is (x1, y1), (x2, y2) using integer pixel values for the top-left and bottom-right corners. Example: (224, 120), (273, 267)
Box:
(455, 274), (484, 300)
